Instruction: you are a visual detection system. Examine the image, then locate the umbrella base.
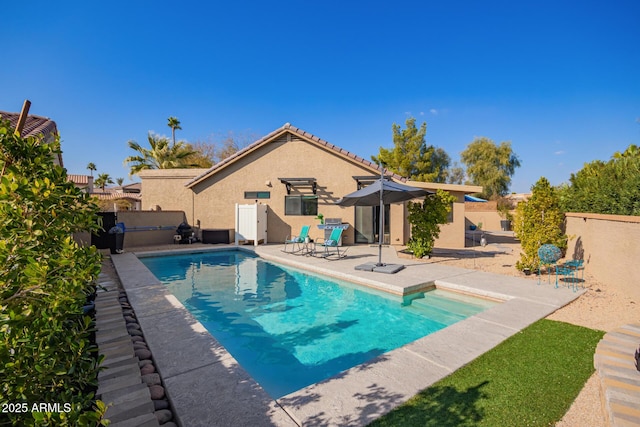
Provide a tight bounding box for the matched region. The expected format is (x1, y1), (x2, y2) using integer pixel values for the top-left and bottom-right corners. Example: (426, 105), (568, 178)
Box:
(354, 262), (405, 274)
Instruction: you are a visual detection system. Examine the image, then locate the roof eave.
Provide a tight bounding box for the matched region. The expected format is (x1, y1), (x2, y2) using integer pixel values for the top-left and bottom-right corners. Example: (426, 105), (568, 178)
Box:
(406, 181), (484, 194)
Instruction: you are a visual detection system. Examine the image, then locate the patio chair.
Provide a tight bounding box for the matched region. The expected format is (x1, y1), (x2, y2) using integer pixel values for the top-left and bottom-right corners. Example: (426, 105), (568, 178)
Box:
(314, 227), (346, 259)
(282, 225), (311, 254)
(537, 244), (562, 287)
(563, 259), (585, 281)
(555, 264), (578, 291)
(561, 258), (585, 291)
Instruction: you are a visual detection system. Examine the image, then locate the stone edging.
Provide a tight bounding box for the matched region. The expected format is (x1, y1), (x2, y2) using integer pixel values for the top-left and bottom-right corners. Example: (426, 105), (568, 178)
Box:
(95, 262), (176, 426)
(594, 323), (640, 426)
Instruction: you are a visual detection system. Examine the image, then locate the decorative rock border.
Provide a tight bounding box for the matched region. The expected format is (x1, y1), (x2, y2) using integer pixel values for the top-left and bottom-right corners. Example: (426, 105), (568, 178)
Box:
(594, 323), (640, 427)
(95, 262), (177, 427)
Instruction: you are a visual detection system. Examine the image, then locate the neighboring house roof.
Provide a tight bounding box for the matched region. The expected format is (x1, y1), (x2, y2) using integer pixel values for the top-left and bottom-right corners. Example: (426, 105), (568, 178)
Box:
(92, 192), (142, 201)
(67, 174), (92, 185)
(121, 182), (141, 193)
(0, 110), (58, 139)
(186, 123), (405, 188)
(505, 193), (531, 203)
(0, 110), (63, 166)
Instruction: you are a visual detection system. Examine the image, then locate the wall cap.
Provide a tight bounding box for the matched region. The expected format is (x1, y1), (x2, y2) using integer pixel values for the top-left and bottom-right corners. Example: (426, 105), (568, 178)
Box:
(565, 212), (640, 223)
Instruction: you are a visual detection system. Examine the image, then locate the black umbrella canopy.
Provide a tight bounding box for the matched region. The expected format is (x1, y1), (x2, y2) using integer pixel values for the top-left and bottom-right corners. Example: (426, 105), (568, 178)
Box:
(336, 178), (433, 207)
(336, 174), (433, 268)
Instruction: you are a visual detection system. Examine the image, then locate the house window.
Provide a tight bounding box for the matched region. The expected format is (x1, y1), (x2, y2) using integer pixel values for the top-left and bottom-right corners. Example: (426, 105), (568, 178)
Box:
(447, 202), (454, 223)
(244, 191), (270, 199)
(285, 196), (318, 215)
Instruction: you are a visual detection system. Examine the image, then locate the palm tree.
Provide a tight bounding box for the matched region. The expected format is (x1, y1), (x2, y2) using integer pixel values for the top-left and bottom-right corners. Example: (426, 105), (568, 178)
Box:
(124, 132), (198, 176)
(116, 177), (125, 187)
(86, 162), (97, 177)
(167, 116), (182, 147)
(94, 173), (114, 191)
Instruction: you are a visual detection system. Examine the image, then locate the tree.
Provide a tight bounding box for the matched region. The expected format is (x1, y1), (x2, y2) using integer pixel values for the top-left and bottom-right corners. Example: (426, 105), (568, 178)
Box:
(188, 131), (257, 166)
(94, 173), (114, 191)
(189, 141), (216, 163)
(123, 132), (198, 176)
(406, 189), (457, 258)
(182, 144), (214, 168)
(0, 120), (106, 425)
(460, 137), (520, 199)
(116, 177), (124, 186)
(559, 144), (640, 216)
(447, 162), (466, 185)
(612, 143), (639, 159)
(216, 135), (240, 162)
(372, 117), (450, 182)
(86, 162), (96, 177)
(167, 116), (181, 147)
(513, 177), (566, 271)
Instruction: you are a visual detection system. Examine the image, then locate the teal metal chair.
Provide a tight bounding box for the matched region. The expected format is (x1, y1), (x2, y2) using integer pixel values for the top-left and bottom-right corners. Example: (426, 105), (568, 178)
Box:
(538, 244), (583, 291)
(561, 259), (585, 292)
(282, 225), (311, 254)
(555, 264), (578, 291)
(564, 259), (584, 281)
(314, 227), (346, 259)
(537, 244), (562, 287)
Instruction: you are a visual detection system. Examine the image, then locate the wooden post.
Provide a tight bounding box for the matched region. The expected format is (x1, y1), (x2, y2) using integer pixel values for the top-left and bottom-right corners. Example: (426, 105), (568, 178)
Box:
(14, 99), (31, 137)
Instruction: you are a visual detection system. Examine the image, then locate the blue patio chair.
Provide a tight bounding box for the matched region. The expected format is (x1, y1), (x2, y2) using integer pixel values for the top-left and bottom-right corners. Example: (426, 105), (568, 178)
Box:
(563, 259), (585, 281)
(537, 244), (562, 287)
(555, 264), (578, 291)
(282, 225), (311, 254)
(314, 227), (346, 259)
(561, 259), (585, 291)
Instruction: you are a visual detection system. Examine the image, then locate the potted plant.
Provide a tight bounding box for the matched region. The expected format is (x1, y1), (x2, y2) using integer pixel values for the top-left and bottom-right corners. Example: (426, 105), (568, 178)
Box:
(315, 213), (324, 225)
(497, 197), (514, 231)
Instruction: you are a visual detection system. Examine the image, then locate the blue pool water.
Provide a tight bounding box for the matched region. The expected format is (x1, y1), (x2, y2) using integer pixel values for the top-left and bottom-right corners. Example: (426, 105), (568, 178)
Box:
(140, 250), (496, 398)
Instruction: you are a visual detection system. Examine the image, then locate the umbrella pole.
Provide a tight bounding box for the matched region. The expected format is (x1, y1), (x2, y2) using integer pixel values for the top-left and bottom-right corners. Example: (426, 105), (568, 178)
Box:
(378, 167), (384, 266)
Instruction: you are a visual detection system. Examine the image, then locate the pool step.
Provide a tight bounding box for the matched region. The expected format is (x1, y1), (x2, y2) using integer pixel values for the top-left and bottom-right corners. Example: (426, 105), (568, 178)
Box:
(407, 293), (489, 323)
(430, 290), (497, 309)
(405, 301), (466, 325)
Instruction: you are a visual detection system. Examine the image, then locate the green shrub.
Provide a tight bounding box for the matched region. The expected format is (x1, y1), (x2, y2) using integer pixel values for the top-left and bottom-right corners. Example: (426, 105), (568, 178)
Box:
(407, 189), (456, 258)
(513, 177), (566, 271)
(0, 120), (106, 426)
(559, 144), (640, 216)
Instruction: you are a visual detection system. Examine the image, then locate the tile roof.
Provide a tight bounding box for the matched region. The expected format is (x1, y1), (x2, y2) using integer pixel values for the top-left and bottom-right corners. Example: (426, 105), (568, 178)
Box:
(186, 123), (405, 188)
(0, 110), (63, 166)
(67, 174), (91, 185)
(91, 192), (142, 201)
(0, 110), (58, 140)
(121, 182), (141, 192)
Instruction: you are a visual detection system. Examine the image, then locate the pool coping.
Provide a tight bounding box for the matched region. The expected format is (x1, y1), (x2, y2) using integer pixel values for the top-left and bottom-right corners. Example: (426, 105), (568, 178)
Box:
(111, 244), (584, 426)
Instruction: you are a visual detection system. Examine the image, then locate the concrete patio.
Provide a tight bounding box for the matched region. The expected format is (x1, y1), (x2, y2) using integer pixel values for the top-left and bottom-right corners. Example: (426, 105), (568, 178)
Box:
(109, 243), (584, 426)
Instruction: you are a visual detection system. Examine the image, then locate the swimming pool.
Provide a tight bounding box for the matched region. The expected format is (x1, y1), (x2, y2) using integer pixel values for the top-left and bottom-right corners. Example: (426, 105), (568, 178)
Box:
(140, 250), (497, 398)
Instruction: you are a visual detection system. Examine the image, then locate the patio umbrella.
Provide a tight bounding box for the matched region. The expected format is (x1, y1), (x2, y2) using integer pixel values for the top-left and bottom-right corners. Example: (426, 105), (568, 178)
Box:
(336, 168), (433, 272)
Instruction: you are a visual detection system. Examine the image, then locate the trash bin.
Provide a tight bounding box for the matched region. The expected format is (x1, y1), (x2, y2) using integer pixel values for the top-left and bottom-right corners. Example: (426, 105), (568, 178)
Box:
(108, 223), (125, 254)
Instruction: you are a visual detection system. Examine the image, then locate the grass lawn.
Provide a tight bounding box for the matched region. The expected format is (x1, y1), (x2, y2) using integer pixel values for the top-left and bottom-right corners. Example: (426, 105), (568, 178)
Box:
(370, 319), (605, 427)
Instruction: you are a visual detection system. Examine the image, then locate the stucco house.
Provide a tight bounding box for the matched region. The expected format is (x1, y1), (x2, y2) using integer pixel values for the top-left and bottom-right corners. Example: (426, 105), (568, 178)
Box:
(139, 123), (481, 248)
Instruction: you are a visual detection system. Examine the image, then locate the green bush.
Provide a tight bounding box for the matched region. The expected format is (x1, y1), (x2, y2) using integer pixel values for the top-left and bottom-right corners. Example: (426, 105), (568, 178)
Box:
(559, 144), (640, 216)
(0, 120), (106, 426)
(407, 189), (456, 258)
(513, 177), (566, 271)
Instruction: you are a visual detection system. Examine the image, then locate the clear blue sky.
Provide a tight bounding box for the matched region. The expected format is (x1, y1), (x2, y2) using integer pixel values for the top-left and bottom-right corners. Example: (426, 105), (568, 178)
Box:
(2, 1), (638, 193)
